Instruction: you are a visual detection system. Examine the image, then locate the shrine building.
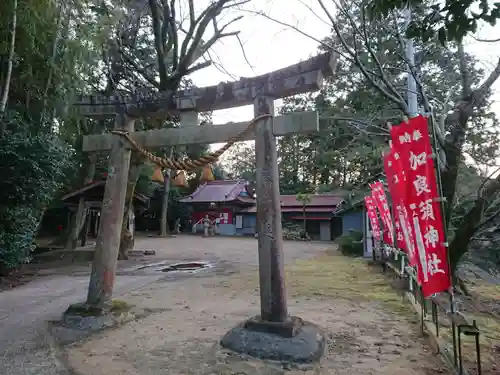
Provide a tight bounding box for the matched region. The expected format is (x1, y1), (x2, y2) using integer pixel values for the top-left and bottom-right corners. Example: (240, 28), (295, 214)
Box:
(179, 179), (360, 241)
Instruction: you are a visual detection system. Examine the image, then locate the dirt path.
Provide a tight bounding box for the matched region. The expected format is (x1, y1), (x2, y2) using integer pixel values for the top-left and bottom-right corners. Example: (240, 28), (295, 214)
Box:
(65, 236), (446, 375)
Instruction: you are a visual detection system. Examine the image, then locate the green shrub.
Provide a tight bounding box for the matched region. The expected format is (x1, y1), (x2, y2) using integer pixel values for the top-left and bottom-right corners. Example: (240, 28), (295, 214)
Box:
(0, 122), (75, 274)
(338, 229), (364, 257)
(0, 206), (41, 271)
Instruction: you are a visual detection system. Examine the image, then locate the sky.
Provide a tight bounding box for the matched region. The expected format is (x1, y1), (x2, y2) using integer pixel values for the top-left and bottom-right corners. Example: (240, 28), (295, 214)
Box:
(187, 0), (500, 147)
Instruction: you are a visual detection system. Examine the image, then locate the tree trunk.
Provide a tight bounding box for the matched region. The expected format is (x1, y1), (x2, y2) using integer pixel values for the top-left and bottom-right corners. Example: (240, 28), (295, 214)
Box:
(118, 162), (142, 260)
(80, 213), (90, 247)
(0, 0), (17, 136)
(160, 169), (172, 236)
(302, 204), (307, 234)
(320, 168), (330, 185)
(342, 159), (347, 187)
(292, 138), (299, 185)
(448, 175), (500, 275)
(66, 154), (96, 250)
(40, 2), (69, 127)
(441, 57), (500, 276)
(65, 201), (85, 250)
(160, 149), (175, 237)
(119, 205), (135, 260)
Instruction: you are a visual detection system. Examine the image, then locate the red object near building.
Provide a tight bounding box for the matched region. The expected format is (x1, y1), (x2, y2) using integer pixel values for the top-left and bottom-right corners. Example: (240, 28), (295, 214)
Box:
(179, 180), (255, 228)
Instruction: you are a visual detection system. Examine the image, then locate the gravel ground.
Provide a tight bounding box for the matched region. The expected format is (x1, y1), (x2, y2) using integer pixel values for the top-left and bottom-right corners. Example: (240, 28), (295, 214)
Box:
(62, 236), (446, 375)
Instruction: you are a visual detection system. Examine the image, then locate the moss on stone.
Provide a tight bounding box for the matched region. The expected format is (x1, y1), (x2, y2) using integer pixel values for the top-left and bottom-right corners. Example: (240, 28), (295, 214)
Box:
(64, 299), (132, 318)
(64, 302), (105, 317)
(110, 299), (132, 313)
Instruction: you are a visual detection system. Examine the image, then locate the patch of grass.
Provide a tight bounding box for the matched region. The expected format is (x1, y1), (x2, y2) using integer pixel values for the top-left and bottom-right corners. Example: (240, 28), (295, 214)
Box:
(221, 250), (500, 372)
(285, 253), (409, 315)
(222, 251), (410, 316)
(467, 281), (500, 301)
(439, 317), (500, 373)
(438, 308), (500, 371)
(287, 253), (500, 371)
(451, 279), (500, 371)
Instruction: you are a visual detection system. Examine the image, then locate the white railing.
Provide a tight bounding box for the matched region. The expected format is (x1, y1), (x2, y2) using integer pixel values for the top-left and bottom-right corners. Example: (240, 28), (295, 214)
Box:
(192, 217), (221, 234)
(192, 218), (204, 233)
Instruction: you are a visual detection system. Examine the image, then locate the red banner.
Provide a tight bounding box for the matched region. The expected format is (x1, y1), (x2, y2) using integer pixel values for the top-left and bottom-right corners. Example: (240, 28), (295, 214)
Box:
(390, 115), (451, 297)
(192, 209), (233, 225)
(383, 151), (406, 251)
(385, 149), (420, 271)
(364, 196), (380, 242)
(370, 181), (394, 245)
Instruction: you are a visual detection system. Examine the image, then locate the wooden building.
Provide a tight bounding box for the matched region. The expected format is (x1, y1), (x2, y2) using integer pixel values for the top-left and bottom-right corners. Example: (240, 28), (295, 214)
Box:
(332, 199), (368, 255)
(178, 179), (256, 235)
(180, 179), (348, 241)
(239, 193), (343, 241)
(60, 180), (150, 240)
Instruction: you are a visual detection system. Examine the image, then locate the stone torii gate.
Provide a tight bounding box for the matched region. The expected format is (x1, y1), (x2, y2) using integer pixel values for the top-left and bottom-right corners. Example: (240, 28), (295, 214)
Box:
(75, 51), (337, 362)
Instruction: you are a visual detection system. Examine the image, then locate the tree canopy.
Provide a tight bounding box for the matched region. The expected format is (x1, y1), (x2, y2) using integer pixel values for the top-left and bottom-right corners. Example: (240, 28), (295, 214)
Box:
(365, 0), (500, 42)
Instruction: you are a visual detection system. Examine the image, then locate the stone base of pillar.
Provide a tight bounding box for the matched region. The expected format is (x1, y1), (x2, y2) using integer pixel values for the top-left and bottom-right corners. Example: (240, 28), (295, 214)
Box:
(244, 315), (303, 338)
(220, 315), (325, 363)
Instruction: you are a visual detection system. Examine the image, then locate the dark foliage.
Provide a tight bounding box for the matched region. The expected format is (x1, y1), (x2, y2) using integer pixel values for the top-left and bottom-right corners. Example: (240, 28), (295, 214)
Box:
(338, 229), (364, 257)
(366, 0), (500, 43)
(0, 116), (75, 273)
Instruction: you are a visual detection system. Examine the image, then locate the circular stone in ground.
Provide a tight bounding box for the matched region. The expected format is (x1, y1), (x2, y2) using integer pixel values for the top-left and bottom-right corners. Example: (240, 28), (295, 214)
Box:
(220, 319), (325, 363)
(62, 311), (115, 331)
(61, 302), (133, 332)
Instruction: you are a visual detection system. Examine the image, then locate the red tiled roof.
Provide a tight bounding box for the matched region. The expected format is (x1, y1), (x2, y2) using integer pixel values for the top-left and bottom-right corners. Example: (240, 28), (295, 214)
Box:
(282, 207), (333, 212)
(61, 180), (104, 200)
(61, 180), (149, 205)
(179, 180), (343, 209)
(279, 194), (343, 207)
(179, 179), (254, 203)
(290, 216), (330, 220)
(241, 206), (335, 213)
(236, 196), (256, 204)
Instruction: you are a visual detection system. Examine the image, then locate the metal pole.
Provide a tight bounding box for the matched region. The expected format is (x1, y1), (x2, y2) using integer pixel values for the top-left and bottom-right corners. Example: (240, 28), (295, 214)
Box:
(428, 112), (459, 363)
(403, 7), (418, 117)
(402, 4), (455, 310)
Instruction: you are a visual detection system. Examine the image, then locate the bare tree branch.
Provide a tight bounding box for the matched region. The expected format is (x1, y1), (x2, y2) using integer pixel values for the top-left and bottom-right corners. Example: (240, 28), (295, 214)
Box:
(149, 0), (169, 87)
(241, 8), (348, 60)
(173, 1), (243, 84)
(317, 0), (410, 113)
(470, 35), (500, 43)
(339, 0), (406, 103)
(120, 50), (160, 88)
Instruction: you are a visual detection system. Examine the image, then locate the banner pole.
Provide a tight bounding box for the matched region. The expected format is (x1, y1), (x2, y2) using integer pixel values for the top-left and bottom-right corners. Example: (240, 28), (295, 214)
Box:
(426, 112), (456, 312)
(385, 137), (398, 253)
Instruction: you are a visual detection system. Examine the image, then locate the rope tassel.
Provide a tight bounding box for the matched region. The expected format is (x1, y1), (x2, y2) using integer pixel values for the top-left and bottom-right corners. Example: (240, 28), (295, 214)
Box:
(110, 114), (272, 171)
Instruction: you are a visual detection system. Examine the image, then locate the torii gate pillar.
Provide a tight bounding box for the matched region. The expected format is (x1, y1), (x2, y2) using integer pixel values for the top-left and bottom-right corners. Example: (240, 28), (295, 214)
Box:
(220, 98), (326, 364)
(87, 112), (134, 307)
(252, 96), (288, 322)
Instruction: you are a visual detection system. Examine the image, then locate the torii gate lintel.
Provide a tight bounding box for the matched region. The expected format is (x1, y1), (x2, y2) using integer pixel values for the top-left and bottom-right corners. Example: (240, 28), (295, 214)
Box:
(72, 51), (337, 119)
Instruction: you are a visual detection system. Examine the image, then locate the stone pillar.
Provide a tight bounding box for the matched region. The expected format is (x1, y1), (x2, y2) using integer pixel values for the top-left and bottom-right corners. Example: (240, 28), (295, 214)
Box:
(253, 96), (288, 323)
(220, 102), (325, 364)
(85, 112), (134, 309)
